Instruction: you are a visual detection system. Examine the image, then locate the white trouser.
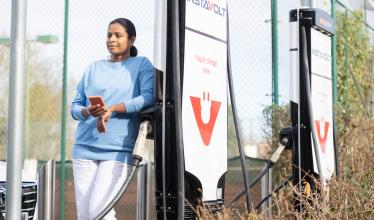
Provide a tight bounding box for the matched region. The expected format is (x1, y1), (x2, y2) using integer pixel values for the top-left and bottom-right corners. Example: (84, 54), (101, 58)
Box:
(73, 159), (132, 220)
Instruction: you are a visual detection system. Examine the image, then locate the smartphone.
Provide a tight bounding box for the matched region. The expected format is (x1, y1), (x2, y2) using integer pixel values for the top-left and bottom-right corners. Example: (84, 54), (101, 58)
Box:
(88, 96), (105, 107)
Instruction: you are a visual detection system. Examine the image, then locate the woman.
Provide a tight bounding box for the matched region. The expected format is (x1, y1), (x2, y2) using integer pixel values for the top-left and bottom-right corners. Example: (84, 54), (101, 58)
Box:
(71, 18), (154, 220)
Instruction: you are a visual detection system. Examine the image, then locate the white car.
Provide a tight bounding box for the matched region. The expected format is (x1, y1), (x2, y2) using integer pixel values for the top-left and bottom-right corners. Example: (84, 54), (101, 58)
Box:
(0, 161), (37, 220)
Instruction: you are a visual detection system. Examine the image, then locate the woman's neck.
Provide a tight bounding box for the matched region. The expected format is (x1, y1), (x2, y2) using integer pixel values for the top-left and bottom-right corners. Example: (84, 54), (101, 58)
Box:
(110, 53), (130, 62)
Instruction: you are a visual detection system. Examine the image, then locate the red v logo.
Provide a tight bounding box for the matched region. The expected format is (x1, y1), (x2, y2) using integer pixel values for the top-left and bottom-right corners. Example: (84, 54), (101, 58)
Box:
(315, 120), (330, 153)
(190, 94), (221, 146)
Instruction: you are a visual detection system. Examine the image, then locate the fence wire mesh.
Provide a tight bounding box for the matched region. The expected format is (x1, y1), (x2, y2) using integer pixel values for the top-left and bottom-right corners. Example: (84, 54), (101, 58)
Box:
(0, 0), (373, 219)
(0, 0), (64, 160)
(228, 0), (272, 145)
(225, 0), (273, 211)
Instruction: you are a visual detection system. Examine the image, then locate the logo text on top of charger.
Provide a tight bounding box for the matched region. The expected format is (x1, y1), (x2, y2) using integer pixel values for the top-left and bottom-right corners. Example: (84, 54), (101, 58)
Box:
(311, 48), (331, 61)
(186, 0), (227, 17)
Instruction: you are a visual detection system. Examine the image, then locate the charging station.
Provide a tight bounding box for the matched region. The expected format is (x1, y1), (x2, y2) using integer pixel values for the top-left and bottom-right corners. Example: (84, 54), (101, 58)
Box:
(288, 8), (338, 191)
(182, 0), (227, 214)
(152, 0), (228, 219)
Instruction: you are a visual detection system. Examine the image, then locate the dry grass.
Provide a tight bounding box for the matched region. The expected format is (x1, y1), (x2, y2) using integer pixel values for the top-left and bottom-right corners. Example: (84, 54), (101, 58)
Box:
(196, 111), (374, 219)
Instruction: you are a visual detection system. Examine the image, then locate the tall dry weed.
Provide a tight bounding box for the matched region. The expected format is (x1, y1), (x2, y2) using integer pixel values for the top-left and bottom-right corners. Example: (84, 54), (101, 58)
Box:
(196, 110), (374, 219)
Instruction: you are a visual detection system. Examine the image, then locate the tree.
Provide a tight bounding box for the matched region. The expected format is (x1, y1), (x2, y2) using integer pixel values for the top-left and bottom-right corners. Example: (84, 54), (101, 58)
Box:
(261, 104), (291, 179)
(261, 104), (290, 152)
(0, 41), (62, 160)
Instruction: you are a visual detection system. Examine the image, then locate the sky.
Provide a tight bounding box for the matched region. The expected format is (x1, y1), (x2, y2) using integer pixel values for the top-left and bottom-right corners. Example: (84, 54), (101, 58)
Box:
(1, 0), (368, 144)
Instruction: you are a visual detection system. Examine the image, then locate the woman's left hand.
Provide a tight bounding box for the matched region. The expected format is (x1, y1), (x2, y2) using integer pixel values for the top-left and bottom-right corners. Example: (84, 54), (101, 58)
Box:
(97, 108), (112, 133)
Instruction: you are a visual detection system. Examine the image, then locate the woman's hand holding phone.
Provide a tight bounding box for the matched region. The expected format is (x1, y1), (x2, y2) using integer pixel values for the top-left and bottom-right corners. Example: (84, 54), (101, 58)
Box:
(88, 96), (106, 117)
(88, 105), (106, 117)
(84, 96), (113, 133)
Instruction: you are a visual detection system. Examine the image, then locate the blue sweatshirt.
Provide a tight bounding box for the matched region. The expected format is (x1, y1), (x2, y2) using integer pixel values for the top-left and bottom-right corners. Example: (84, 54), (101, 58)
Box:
(71, 56), (154, 163)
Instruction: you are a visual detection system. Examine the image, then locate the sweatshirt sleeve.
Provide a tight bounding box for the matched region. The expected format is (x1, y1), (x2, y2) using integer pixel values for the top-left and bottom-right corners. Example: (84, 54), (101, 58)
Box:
(71, 70), (89, 121)
(124, 58), (154, 113)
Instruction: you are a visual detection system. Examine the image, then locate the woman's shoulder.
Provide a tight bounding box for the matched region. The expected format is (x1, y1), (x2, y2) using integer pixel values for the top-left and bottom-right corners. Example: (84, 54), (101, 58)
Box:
(92, 59), (109, 66)
(131, 56), (152, 64)
(127, 56), (153, 70)
(84, 59), (107, 69)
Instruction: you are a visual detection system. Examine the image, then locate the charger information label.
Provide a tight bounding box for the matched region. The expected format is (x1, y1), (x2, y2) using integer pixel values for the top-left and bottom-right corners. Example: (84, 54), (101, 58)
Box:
(310, 28), (335, 180)
(182, 0), (228, 201)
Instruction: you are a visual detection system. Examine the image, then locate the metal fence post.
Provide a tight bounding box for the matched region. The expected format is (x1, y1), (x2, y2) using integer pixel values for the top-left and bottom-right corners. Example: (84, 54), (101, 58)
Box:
(6, 0), (27, 219)
(37, 160), (56, 220)
(332, 0), (337, 107)
(271, 0), (279, 105)
(60, 0), (69, 219)
(260, 166), (272, 216)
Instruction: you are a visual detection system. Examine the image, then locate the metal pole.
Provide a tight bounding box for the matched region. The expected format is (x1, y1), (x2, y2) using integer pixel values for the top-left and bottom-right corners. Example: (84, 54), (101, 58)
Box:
(60, 0), (69, 219)
(332, 0), (337, 106)
(268, 167), (272, 216)
(5, 0), (27, 219)
(170, 0), (185, 218)
(260, 166), (272, 215)
(260, 166), (269, 211)
(271, 0), (279, 105)
(137, 165), (147, 220)
(136, 162), (153, 220)
(146, 162), (152, 219)
(37, 160), (56, 220)
(270, 3), (277, 213)
(331, 0), (340, 176)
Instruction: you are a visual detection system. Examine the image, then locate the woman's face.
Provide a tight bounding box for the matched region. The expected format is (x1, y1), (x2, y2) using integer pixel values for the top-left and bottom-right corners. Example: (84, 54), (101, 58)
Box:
(106, 23), (134, 59)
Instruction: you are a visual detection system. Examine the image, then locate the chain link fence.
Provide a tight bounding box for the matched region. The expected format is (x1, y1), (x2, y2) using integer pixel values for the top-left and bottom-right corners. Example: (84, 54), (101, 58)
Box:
(0, 0), (64, 161)
(1, 0), (373, 219)
(228, 0), (272, 145)
(225, 0), (273, 211)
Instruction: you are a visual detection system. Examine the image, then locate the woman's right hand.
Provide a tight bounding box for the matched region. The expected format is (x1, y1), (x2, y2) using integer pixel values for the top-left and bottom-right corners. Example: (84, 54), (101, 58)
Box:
(82, 105), (106, 118)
